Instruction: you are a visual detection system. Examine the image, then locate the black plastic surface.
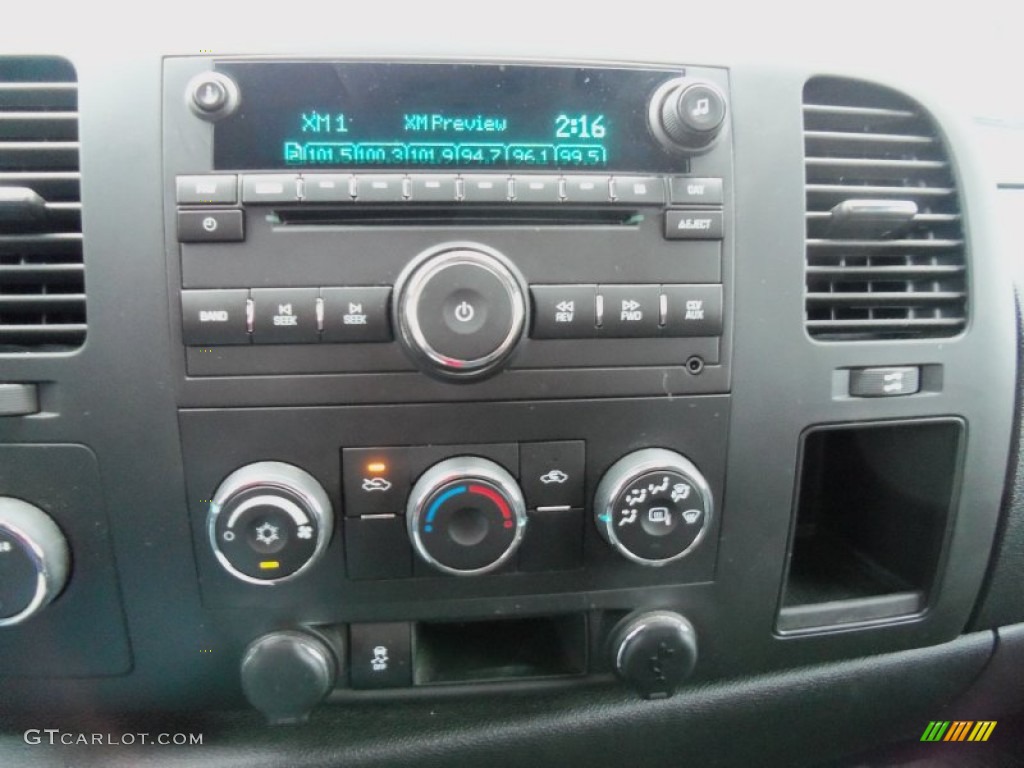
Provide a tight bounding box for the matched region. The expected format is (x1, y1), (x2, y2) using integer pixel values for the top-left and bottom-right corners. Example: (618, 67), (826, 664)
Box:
(0, 630), (994, 767)
(0, 445), (130, 677)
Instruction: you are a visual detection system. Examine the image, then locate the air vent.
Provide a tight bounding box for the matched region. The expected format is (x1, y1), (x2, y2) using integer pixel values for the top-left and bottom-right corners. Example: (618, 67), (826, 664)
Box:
(803, 77), (966, 340)
(0, 56), (84, 351)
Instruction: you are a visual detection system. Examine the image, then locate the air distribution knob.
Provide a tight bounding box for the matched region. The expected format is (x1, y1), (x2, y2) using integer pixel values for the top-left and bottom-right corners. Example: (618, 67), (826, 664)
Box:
(394, 243), (529, 381)
(0, 497), (70, 627)
(407, 456), (527, 575)
(208, 462), (333, 585)
(240, 630), (337, 725)
(649, 78), (728, 153)
(611, 611), (698, 699)
(594, 448), (713, 566)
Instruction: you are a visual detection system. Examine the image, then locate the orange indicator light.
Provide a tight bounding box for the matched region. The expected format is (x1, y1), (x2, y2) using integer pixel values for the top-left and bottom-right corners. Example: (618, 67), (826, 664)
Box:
(366, 462), (388, 474)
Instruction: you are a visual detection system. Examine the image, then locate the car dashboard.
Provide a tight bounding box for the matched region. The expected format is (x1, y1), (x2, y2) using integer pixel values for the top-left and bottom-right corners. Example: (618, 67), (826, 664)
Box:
(0, 8), (1022, 767)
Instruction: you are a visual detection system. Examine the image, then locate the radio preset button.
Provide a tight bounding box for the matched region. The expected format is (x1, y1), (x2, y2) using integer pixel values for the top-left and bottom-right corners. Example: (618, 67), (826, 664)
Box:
(409, 175), (458, 202)
(251, 288), (320, 344)
(181, 289), (250, 346)
(353, 175), (406, 202)
(530, 284), (598, 339)
(462, 175), (511, 203)
(563, 176), (612, 203)
(598, 285), (661, 337)
(612, 176), (665, 205)
(177, 209), (244, 243)
(176, 175), (238, 205)
(242, 174), (301, 204)
(512, 175), (561, 203)
(321, 287), (392, 343)
(302, 174), (354, 202)
(661, 285), (723, 337)
(669, 177), (723, 205)
(665, 210), (724, 240)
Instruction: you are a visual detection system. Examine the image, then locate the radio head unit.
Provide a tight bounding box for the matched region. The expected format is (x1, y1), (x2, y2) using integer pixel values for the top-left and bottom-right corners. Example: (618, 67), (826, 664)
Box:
(164, 59), (733, 400)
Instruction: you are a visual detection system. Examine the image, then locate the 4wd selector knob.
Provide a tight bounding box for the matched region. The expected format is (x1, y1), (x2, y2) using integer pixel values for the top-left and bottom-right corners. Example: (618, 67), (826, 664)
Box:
(208, 462), (333, 585)
(649, 78), (728, 154)
(595, 448), (712, 566)
(407, 457), (527, 575)
(394, 243), (528, 381)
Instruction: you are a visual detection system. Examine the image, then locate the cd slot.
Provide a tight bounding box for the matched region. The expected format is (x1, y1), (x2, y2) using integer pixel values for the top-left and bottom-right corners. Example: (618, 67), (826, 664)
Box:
(271, 206), (643, 228)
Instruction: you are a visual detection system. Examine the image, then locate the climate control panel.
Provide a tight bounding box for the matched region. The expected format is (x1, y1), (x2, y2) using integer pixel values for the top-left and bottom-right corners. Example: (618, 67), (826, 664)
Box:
(185, 396), (727, 610)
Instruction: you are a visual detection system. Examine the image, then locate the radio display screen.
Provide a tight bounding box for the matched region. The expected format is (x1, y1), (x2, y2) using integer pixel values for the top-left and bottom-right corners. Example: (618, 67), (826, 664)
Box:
(212, 62), (687, 173)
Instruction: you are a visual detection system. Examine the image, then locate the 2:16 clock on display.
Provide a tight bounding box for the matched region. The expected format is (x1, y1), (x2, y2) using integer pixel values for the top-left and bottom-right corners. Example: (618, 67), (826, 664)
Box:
(555, 114), (606, 139)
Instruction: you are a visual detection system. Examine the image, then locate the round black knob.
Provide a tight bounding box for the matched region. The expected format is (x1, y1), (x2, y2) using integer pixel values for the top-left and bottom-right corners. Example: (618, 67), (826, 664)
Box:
(208, 462), (333, 585)
(649, 78), (727, 153)
(0, 498), (70, 627)
(594, 448), (713, 566)
(186, 71), (240, 121)
(611, 611), (697, 699)
(394, 243), (528, 381)
(240, 630), (337, 724)
(407, 457), (527, 575)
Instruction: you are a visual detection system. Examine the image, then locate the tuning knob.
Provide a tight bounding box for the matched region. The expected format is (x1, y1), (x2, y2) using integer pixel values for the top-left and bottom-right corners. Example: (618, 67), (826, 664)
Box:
(208, 462), (333, 585)
(393, 243), (528, 381)
(241, 630), (337, 725)
(0, 498), (70, 627)
(610, 611), (698, 699)
(407, 456), (527, 575)
(649, 78), (728, 154)
(594, 448), (713, 566)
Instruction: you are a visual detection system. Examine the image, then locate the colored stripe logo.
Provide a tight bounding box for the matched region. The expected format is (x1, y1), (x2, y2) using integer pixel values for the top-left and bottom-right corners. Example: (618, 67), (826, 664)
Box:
(920, 721), (996, 742)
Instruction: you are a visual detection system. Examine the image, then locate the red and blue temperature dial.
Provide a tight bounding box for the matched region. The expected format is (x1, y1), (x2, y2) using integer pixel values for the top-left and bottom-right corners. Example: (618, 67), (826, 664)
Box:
(407, 457), (527, 576)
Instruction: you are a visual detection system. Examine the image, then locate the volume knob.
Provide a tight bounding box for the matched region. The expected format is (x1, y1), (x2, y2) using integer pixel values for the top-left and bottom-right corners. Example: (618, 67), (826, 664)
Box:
(650, 79), (728, 154)
(393, 243), (529, 381)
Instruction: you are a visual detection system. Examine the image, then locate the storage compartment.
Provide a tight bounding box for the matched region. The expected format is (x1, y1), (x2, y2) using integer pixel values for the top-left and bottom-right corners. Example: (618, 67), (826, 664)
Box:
(778, 419), (964, 632)
(414, 614), (587, 685)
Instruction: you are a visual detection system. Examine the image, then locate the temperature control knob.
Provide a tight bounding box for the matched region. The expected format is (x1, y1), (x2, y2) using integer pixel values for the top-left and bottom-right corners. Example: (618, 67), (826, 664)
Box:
(208, 462), (333, 585)
(0, 498), (69, 627)
(394, 243), (529, 381)
(649, 78), (728, 154)
(594, 448), (712, 566)
(407, 457), (527, 575)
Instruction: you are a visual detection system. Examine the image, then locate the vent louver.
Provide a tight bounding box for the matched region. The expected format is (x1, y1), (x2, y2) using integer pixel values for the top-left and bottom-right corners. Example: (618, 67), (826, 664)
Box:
(803, 77), (966, 340)
(0, 57), (84, 351)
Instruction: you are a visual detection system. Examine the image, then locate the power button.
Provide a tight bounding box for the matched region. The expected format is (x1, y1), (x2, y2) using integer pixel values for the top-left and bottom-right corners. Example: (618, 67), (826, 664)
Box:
(394, 244), (528, 380)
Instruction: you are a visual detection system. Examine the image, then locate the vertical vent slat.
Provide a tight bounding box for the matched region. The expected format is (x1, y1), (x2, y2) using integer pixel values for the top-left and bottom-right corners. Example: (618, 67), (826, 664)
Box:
(0, 56), (84, 351)
(803, 77), (966, 341)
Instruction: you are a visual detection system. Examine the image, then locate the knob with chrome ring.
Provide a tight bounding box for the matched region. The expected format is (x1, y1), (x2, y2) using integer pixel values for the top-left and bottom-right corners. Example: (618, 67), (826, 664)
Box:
(407, 456), (527, 575)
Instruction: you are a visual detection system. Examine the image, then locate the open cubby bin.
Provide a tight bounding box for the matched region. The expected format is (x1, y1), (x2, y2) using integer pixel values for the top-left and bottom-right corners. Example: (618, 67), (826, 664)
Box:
(778, 419), (964, 632)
